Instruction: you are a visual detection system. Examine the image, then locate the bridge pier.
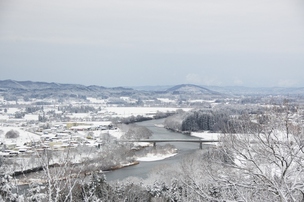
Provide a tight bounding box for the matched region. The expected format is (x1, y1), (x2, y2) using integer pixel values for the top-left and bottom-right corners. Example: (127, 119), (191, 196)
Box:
(153, 142), (156, 149)
(199, 142), (202, 150)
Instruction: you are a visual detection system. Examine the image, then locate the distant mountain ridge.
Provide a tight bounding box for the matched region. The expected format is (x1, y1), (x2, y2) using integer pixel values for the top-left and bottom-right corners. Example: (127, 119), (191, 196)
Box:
(0, 80), (226, 100)
(0, 80), (110, 90)
(1, 80), (303, 100)
(0, 79), (141, 91)
(0, 80), (136, 99)
(166, 84), (220, 95)
(205, 85), (304, 95)
(133, 83), (304, 95)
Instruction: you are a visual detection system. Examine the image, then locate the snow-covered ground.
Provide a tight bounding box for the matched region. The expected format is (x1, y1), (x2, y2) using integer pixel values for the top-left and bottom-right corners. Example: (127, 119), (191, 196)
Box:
(73, 128), (124, 140)
(24, 114), (39, 121)
(105, 107), (191, 118)
(191, 132), (220, 140)
(0, 115), (9, 120)
(157, 98), (175, 103)
(188, 99), (216, 103)
(137, 153), (177, 161)
(191, 132), (220, 145)
(0, 127), (41, 146)
(87, 97), (106, 104)
(106, 129), (124, 139)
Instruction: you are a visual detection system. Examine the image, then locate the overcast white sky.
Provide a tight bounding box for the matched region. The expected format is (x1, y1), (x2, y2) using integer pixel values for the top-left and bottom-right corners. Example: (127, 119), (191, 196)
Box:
(1, 0), (304, 87)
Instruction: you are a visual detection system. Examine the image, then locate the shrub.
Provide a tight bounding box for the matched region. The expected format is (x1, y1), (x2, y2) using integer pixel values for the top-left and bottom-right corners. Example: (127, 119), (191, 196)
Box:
(5, 130), (19, 139)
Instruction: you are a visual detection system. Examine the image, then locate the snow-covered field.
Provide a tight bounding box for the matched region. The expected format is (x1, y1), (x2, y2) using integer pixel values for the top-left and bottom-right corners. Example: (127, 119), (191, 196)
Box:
(105, 107), (191, 117)
(0, 127), (40, 146)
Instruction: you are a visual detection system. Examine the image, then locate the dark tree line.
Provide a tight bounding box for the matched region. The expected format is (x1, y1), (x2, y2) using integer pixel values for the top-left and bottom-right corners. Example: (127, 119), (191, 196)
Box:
(165, 110), (233, 133)
(26, 106), (42, 113)
(182, 110), (245, 133)
(165, 107), (264, 134)
(58, 105), (97, 113)
(118, 115), (153, 124)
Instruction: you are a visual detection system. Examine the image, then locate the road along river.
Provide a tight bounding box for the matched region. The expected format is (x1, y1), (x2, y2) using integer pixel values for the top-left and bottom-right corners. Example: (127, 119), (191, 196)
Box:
(105, 118), (215, 181)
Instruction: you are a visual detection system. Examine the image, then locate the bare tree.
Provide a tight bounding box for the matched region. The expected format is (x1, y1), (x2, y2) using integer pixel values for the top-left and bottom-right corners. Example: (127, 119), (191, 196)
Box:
(203, 104), (304, 202)
(148, 103), (304, 202)
(120, 124), (152, 140)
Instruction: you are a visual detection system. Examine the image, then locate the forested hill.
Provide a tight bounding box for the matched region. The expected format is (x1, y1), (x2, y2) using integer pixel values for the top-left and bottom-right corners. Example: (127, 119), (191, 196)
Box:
(134, 84), (304, 96)
(166, 84), (221, 95)
(0, 80), (223, 100)
(0, 79), (137, 98)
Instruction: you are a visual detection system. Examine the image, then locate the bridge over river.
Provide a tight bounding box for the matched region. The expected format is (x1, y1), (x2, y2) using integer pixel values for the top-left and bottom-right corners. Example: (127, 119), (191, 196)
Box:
(106, 118), (221, 181)
(119, 139), (219, 149)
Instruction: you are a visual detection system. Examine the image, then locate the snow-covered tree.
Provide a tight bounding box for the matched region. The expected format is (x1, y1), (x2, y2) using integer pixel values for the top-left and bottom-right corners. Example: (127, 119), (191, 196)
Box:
(178, 103), (304, 202)
(0, 174), (19, 202)
(147, 103), (304, 202)
(214, 104), (304, 201)
(120, 124), (152, 140)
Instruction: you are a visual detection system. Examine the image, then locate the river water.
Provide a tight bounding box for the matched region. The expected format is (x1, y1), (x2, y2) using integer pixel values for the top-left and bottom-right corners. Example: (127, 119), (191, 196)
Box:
(105, 118), (213, 181)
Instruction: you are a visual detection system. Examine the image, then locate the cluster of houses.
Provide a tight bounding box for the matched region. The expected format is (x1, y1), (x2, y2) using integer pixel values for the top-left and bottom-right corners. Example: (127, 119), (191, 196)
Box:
(0, 121), (115, 158)
(0, 95), (188, 159)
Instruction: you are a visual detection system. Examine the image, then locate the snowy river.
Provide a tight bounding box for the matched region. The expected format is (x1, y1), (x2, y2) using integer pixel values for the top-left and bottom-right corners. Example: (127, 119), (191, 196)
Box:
(105, 118), (213, 181)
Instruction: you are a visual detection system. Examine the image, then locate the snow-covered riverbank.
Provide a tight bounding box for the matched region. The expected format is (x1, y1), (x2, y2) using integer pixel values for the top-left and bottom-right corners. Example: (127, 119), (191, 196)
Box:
(191, 132), (220, 145)
(137, 152), (177, 161)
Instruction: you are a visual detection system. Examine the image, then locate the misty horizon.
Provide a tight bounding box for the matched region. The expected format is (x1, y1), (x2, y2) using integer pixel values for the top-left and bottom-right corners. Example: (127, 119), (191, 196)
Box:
(1, 0), (304, 88)
(1, 79), (304, 90)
